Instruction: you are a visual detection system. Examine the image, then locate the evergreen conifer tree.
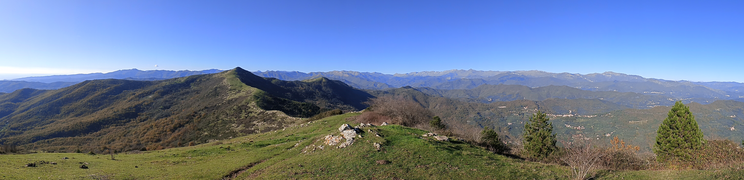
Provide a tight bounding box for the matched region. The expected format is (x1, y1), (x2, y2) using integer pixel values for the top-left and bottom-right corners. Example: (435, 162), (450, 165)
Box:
(523, 111), (557, 160)
(654, 101), (705, 161)
(481, 127), (507, 153)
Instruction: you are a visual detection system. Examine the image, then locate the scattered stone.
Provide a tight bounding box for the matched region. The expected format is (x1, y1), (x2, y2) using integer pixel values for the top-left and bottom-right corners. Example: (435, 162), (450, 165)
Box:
(80, 164), (88, 169)
(422, 132), (436, 137)
(381, 122), (388, 126)
(376, 160), (390, 165)
(339, 124), (353, 132)
(25, 163), (36, 167)
(135, 166), (138, 168)
(63, 157), (69, 160)
(51, 162), (57, 165)
(357, 123), (375, 128)
(434, 136), (449, 141)
(342, 130), (358, 140)
(373, 143), (381, 151)
(338, 140), (353, 148)
(324, 135), (343, 146)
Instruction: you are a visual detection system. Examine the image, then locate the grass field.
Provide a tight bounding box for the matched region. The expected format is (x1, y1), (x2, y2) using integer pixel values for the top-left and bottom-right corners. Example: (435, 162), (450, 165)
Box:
(2, 113), (744, 179)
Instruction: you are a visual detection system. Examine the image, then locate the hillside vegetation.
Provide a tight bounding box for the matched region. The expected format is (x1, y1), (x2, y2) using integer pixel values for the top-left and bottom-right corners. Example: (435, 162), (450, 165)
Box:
(370, 87), (744, 152)
(4, 113), (744, 179)
(0, 67), (371, 153)
(0, 114), (570, 179)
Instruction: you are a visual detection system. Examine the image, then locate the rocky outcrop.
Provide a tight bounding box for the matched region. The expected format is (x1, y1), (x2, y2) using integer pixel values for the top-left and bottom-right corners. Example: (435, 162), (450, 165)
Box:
(339, 124), (353, 132)
(324, 135), (342, 146)
(341, 130), (358, 140)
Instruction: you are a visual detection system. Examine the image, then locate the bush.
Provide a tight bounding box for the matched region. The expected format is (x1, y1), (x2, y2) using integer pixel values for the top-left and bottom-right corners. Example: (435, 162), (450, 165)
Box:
(560, 138), (604, 180)
(430, 116), (445, 130)
(353, 111), (391, 125)
(600, 136), (647, 170)
(480, 127), (509, 154)
(685, 139), (744, 169)
(355, 96), (433, 127)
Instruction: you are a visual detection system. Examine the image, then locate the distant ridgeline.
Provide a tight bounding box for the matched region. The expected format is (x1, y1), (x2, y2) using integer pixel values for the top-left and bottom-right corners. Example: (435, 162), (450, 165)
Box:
(0, 67), (372, 152)
(0, 69), (223, 93)
(254, 70), (744, 108)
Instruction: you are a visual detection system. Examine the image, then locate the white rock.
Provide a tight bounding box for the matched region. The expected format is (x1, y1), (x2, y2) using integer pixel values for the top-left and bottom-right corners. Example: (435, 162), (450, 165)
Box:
(373, 143), (381, 151)
(381, 122), (388, 126)
(339, 124), (353, 132)
(324, 135), (342, 146)
(338, 140), (353, 148)
(434, 136), (449, 141)
(342, 130), (358, 140)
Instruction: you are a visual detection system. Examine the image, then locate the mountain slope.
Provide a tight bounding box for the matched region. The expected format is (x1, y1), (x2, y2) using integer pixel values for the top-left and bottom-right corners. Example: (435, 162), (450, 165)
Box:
(0, 67), (372, 153)
(0, 69), (223, 93)
(13, 69), (223, 83)
(0, 81), (76, 93)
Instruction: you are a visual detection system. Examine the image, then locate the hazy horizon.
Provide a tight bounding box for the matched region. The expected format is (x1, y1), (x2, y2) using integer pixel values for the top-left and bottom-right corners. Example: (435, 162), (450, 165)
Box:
(2, 1), (743, 82)
(3, 67), (743, 83)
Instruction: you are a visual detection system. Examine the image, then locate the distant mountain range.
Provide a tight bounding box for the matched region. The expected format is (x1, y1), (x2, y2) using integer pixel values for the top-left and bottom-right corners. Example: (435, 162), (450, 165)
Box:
(0, 69), (222, 93)
(254, 70), (744, 106)
(5, 69), (744, 108)
(13, 69), (223, 83)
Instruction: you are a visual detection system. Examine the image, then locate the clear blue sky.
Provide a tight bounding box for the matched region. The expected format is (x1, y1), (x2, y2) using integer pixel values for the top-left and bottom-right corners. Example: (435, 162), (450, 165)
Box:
(1, 0), (743, 82)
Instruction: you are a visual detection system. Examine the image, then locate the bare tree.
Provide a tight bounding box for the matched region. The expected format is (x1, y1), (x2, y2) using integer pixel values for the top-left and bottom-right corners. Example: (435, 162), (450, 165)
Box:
(561, 138), (604, 180)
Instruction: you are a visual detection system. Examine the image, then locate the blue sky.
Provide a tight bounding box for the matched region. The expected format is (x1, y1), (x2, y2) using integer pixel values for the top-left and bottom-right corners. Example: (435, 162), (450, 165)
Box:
(1, 0), (743, 82)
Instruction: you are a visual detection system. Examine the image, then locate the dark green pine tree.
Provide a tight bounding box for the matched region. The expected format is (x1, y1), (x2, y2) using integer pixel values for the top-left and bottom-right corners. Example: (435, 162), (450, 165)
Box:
(654, 101), (705, 161)
(481, 127), (507, 153)
(523, 111), (557, 160)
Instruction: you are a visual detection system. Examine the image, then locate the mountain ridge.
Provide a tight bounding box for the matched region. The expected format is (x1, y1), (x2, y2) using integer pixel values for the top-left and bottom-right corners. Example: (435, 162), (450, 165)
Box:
(0, 67), (371, 152)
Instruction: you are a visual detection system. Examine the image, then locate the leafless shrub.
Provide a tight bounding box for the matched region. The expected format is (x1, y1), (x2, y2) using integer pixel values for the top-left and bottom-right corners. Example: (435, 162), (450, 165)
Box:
(561, 138), (604, 180)
(353, 111), (391, 125)
(444, 120), (482, 142)
(355, 96), (433, 127)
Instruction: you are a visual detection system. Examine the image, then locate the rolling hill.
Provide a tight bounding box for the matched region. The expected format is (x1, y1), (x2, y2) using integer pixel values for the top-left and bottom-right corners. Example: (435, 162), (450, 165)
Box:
(0, 69), (223, 93)
(0, 67), (371, 153)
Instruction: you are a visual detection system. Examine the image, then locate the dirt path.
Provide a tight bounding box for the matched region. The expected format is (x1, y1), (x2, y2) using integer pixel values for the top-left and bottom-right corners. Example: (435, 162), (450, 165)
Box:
(222, 159), (267, 180)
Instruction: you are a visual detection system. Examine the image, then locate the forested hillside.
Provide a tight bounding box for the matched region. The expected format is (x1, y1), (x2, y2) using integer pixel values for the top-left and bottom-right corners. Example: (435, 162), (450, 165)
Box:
(0, 67), (371, 153)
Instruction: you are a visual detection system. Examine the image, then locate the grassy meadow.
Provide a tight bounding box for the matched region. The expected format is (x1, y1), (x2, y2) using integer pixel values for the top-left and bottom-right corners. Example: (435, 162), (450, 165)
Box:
(2, 113), (744, 179)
